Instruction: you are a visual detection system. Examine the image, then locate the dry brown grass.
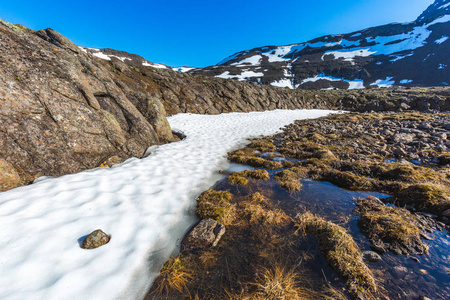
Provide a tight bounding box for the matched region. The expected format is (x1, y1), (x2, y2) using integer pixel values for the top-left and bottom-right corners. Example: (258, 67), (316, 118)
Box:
(249, 192), (268, 204)
(227, 264), (343, 300)
(228, 173), (249, 186)
(371, 162), (445, 183)
(151, 256), (193, 297)
(240, 202), (288, 225)
(356, 197), (428, 255)
(242, 169), (270, 180)
(196, 189), (236, 225)
(248, 138), (276, 152)
(228, 170), (270, 186)
(228, 149), (283, 170)
(295, 212), (377, 299)
(316, 169), (374, 191)
(396, 183), (450, 216)
(274, 169), (305, 192)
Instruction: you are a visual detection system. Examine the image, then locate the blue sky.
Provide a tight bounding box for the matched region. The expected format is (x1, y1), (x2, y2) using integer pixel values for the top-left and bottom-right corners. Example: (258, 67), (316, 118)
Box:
(0, 0), (434, 67)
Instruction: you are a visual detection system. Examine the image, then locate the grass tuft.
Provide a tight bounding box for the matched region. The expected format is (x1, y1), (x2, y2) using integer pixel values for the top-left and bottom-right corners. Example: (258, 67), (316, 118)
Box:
(228, 173), (249, 186)
(151, 256), (193, 297)
(196, 189), (236, 225)
(396, 183), (450, 216)
(228, 169), (270, 186)
(356, 197), (428, 254)
(295, 212), (377, 299)
(240, 202), (288, 225)
(274, 169), (304, 192)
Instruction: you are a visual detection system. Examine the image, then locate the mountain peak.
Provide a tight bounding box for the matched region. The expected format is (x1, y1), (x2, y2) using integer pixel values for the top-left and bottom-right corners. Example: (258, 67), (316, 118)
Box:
(416, 0), (450, 23)
(193, 0), (450, 90)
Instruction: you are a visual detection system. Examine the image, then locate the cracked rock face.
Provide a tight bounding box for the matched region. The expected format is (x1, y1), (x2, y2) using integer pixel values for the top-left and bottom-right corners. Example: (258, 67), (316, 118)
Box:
(0, 19), (173, 189)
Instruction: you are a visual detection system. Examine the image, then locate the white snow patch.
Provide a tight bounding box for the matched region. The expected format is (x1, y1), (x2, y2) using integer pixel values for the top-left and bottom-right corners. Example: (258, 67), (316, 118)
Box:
(371, 77), (395, 87)
(0, 109), (336, 300)
(270, 79), (294, 89)
(322, 49), (376, 64)
(143, 62), (168, 69)
(110, 56), (132, 63)
(78, 47), (133, 63)
(438, 63), (447, 69)
(215, 70), (264, 81)
(376, 62), (383, 65)
(271, 65), (295, 88)
(434, 36), (449, 44)
(400, 79), (413, 84)
(319, 17), (450, 63)
(438, 2), (450, 9)
(350, 32), (362, 37)
(390, 52), (414, 62)
(427, 15), (450, 27)
(173, 67), (196, 73)
(92, 51), (112, 61)
(300, 74), (364, 89)
(231, 55), (262, 66)
(261, 46), (292, 62)
(423, 53), (435, 61)
(78, 46), (88, 53)
(288, 39), (360, 56)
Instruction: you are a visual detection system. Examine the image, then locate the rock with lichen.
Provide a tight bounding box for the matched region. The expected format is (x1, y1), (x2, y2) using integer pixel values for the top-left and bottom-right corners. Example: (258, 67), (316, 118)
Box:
(183, 219), (225, 251)
(0, 18), (173, 190)
(0, 159), (21, 192)
(81, 229), (110, 249)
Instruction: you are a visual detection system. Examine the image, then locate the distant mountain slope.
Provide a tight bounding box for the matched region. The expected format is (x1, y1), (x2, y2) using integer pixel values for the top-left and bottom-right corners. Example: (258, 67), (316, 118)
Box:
(192, 0), (450, 89)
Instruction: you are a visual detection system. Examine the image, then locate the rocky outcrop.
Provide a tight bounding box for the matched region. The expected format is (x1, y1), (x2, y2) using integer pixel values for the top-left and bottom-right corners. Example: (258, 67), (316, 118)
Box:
(0, 19), (173, 188)
(1, 16), (449, 193)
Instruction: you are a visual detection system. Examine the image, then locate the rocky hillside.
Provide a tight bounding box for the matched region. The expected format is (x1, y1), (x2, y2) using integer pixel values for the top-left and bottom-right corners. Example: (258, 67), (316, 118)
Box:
(192, 0), (450, 90)
(0, 20), (174, 190)
(1, 15), (450, 192)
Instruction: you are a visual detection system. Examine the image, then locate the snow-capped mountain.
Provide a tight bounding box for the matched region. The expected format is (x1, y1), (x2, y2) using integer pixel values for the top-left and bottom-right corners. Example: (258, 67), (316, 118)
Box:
(193, 0), (450, 89)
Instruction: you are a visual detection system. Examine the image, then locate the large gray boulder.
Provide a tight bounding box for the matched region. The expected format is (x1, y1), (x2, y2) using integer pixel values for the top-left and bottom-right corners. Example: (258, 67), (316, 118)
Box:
(184, 218), (226, 251)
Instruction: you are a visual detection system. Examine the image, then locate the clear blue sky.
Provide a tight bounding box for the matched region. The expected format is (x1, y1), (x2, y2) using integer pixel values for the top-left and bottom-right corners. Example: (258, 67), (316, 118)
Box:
(0, 0), (434, 67)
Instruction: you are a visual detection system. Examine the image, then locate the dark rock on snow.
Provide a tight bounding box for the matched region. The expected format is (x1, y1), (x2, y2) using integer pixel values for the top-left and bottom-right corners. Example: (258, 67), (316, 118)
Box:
(81, 229), (110, 249)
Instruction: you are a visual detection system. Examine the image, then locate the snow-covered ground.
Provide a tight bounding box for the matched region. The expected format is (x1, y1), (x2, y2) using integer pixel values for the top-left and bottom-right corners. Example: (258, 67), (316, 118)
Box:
(0, 109), (336, 300)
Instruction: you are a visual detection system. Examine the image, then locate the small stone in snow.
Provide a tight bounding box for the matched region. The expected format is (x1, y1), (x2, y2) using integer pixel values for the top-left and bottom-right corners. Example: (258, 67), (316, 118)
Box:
(81, 229), (110, 249)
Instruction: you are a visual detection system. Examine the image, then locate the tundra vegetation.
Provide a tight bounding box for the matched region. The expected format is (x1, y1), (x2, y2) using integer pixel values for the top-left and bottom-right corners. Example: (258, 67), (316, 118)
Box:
(148, 112), (450, 299)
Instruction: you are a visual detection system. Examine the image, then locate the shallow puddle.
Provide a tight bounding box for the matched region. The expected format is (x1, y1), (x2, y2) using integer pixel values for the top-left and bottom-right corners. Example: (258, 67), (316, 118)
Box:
(214, 163), (450, 299)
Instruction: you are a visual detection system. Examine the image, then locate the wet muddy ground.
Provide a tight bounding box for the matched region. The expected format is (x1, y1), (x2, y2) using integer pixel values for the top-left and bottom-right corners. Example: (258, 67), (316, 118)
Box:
(147, 112), (450, 299)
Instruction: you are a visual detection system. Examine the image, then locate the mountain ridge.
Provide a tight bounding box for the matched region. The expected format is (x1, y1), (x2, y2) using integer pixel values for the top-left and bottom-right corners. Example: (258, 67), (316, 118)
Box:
(188, 0), (450, 90)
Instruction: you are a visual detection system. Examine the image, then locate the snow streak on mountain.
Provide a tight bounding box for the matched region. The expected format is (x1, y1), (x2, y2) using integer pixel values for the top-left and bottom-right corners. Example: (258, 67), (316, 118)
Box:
(191, 0), (450, 89)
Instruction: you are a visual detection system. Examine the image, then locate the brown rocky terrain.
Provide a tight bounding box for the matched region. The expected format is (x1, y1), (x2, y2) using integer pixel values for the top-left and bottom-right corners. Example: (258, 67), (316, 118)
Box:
(0, 20), (174, 190)
(1, 16), (450, 193)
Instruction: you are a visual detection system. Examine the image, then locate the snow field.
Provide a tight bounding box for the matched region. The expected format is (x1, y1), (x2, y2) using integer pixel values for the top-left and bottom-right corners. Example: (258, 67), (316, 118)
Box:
(0, 109), (336, 300)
